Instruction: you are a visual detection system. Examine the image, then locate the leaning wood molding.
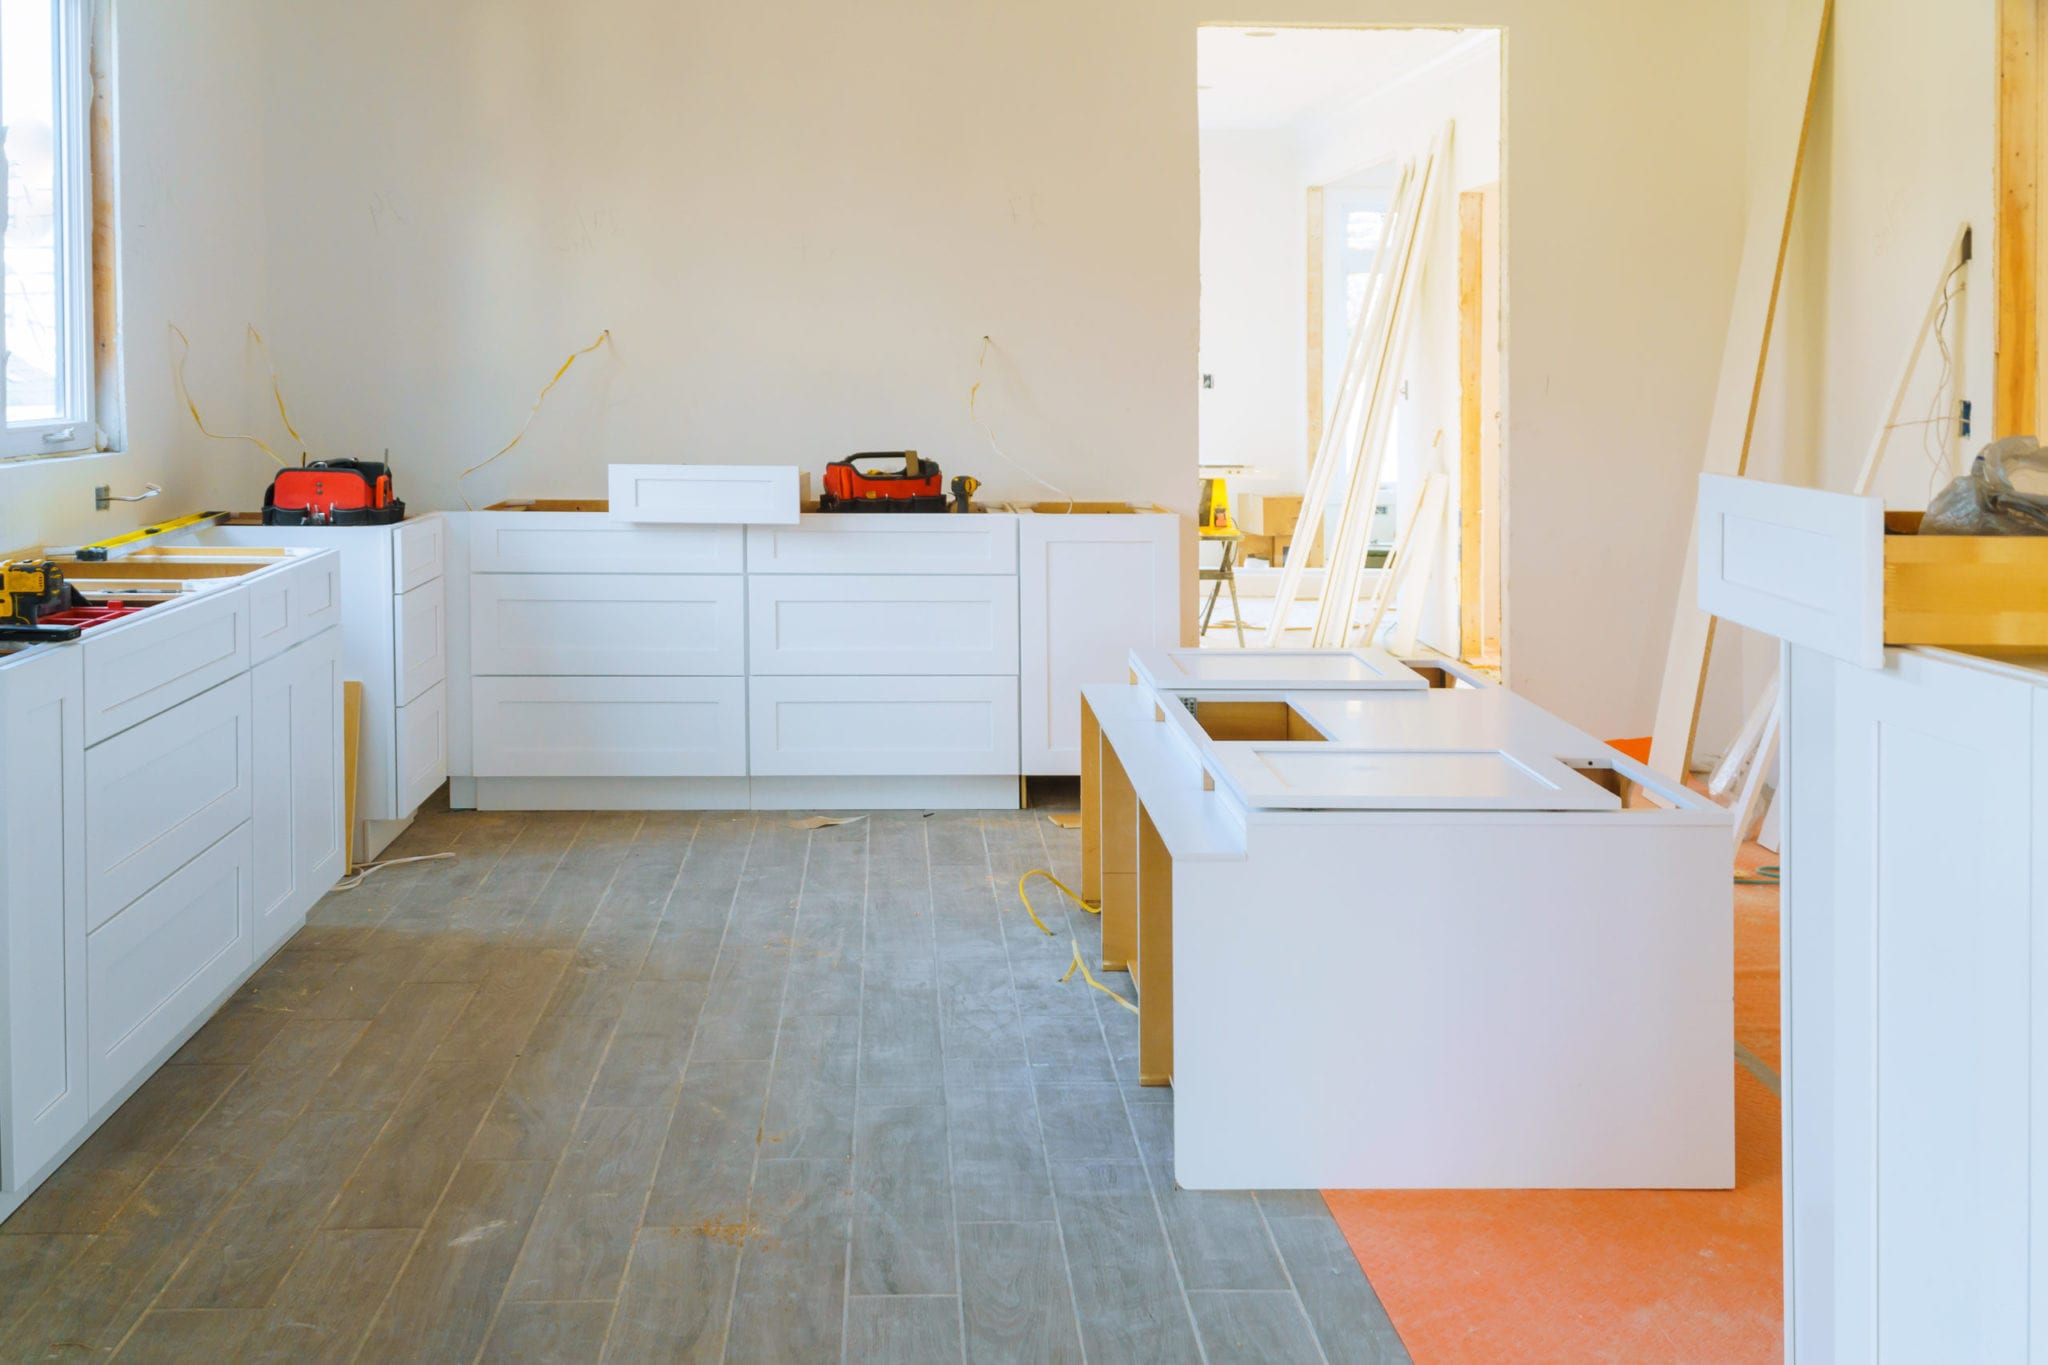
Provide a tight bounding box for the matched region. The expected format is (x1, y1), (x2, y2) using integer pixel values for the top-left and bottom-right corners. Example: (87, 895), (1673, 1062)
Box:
(1459, 187), (1487, 659)
(1306, 186), (1327, 467)
(1645, 0), (1832, 782)
(1999, 0), (2044, 436)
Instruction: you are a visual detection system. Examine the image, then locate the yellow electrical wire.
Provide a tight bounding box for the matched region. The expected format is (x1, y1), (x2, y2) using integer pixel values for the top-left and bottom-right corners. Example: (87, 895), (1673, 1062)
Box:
(457, 330), (612, 509)
(169, 323), (284, 466)
(1015, 868), (1132, 1014)
(246, 325), (308, 460)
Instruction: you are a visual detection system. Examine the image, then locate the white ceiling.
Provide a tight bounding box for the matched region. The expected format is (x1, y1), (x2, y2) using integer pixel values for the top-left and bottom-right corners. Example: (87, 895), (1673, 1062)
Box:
(1197, 26), (1493, 133)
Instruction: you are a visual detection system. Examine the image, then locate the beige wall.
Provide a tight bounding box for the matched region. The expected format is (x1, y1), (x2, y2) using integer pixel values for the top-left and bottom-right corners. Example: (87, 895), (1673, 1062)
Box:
(6, 1), (1756, 740)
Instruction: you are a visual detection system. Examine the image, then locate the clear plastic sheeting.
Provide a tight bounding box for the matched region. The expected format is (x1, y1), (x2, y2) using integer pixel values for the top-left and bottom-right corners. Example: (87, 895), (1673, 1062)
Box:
(1922, 436), (2048, 535)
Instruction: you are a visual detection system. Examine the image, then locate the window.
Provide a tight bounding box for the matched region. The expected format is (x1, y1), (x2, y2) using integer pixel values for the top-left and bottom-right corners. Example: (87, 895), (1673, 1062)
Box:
(2, 0), (95, 459)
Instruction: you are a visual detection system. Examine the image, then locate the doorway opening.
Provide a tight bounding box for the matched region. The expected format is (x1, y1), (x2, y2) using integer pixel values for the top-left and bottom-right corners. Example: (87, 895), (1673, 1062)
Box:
(1196, 26), (1503, 669)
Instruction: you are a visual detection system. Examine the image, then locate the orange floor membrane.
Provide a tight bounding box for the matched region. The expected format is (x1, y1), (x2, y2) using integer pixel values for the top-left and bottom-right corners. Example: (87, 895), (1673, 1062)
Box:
(1322, 844), (1782, 1364)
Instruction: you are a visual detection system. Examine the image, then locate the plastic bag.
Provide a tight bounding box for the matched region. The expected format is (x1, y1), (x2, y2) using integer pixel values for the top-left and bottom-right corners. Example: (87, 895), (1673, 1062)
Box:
(1921, 435), (2048, 535)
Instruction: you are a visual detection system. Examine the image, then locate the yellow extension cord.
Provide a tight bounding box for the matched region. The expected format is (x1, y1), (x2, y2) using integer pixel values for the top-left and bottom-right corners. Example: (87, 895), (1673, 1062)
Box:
(1017, 869), (1137, 1016)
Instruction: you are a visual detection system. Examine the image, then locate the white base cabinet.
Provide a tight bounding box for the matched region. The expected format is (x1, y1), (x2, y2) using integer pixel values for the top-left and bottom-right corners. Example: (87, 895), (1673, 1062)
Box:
(251, 629), (346, 956)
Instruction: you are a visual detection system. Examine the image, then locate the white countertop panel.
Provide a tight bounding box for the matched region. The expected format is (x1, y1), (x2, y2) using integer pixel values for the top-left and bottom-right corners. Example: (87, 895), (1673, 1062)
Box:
(1130, 647), (1426, 691)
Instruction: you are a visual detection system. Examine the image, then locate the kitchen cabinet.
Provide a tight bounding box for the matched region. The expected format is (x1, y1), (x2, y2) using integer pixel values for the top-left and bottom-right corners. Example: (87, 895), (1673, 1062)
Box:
(251, 628), (345, 956)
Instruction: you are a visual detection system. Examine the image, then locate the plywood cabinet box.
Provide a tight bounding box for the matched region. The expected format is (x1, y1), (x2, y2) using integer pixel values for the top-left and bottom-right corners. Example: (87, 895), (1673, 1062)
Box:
(0, 547), (343, 1223)
(446, 504), (1180, 810)
(1082, 647), (1732, 1191)
(1697, 474), (2048, 1362)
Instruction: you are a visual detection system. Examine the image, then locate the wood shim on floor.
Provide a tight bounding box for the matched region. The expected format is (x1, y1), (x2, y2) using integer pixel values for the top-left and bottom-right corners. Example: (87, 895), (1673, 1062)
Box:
(1046, 811), (1082, 829)
(1646, 0), (1832, 782)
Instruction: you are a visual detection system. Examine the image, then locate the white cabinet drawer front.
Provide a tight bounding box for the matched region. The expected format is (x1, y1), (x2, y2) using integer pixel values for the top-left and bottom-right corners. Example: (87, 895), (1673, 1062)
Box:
(85, 678), (253, 932)
(88, 824), (253, 1110)
(471, 575), (745, 676)
(396, 577), (449, 703)
(749, 576), (1019, 675)
(394, 515), (446, 594)
(608, 463), (801, 525)
(1697, 473), (1883, 668)
(468, 513), (744, 574)
(473, 676), (747, 777)
(749, 676), (1019, 776)
(396, 681), (449, 815)
(747, 516), (1019, 574)
(297, 551), (342, 639)
(82, 587), (250, 744)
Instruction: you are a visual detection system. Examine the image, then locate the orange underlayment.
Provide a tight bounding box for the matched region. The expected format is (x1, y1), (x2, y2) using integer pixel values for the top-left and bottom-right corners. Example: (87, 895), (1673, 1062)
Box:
(1322, 842), (1783, 1364)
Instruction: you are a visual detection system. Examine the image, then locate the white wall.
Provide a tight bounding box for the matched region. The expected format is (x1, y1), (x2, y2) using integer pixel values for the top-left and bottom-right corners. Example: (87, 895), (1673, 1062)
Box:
(1698, 0), (1997, 760)
(0, 0), (270, 554)
(1198, 130), (1305, 498)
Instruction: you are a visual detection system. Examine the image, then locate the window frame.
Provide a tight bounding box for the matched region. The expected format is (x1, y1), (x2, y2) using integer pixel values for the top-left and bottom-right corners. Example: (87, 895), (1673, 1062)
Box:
(0, 0), (97, 461)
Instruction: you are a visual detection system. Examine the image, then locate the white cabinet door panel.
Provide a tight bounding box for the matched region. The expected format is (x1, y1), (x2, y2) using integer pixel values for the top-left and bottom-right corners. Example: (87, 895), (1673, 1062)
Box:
(1018, 513), (1180, 774)
(467, 513), (743, 575)
(396, 577), (449, 704)
(87, 824), (253, 1111)
(81, 587), (250, 744)
(84, 678), (253, 933)
(393, 514), (446, 594)
(746, 516), (1019, 575)
(0, 649), (88, 1190)
(749, 676), (1019, 776)
(296, 551), (342, 642)
(608, 463), (801, 525)
(395, 681), (449, 815)
(251, 631), (344, 955)
(1696, 473), (1883, 668)
(471, 575), (745, 677)
(748, 576), (1018, 676)
(472, 676), (747, 777)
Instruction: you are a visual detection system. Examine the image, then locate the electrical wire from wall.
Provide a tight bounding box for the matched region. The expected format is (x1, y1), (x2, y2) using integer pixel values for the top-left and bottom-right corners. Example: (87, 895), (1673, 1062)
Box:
(456, 329), (613, 510)
(1917, 256), (1968, 498)
(168, 322), (285, 467)
(970, 335), (1075, 512)
(246, 324), (311, 464)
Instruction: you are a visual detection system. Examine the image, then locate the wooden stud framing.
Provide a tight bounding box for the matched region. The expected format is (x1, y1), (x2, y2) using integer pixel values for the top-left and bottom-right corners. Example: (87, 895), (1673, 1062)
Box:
(1459, 188), (1486, 659)
(2000, 0), (2044, 436)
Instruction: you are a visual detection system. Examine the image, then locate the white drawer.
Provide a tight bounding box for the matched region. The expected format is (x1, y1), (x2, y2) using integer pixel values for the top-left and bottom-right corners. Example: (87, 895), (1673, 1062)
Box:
(82, 586), (250, 744)
(395, 680), (449, 815)
(394, 515), (446, 594)
(748, 675), (1019, 776)
(608, 463), (801, 525)
(748, 575), (1019, 676)
(468, 513), (744, 575)
(297, 550), (342, 639)
(473, 676), (748, 778)
(470, 574), (745, 676)
(1696, 474), (1883, 668)
(747, 515), (1019, 575)
(88, 823), (253, 1110)
(396, 577), (448, 704)
(84, 677), (253, 931)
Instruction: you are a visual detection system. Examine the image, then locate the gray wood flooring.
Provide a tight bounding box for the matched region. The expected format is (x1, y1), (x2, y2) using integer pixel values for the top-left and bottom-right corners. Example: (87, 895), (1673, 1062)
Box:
(0, 802), (1409, 1363)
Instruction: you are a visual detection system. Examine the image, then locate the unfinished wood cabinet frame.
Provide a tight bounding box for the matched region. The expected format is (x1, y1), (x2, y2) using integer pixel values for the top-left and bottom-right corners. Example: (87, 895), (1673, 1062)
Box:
(1080, 697), (1102, 904)
(1099, 740), (1137, 972)
(2001, 0), (2046, 435)
(1136, 806), (1175, 1087)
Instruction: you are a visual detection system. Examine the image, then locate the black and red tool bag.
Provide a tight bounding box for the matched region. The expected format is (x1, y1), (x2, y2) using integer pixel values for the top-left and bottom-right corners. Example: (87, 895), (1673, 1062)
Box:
(263, 459), (405, 526)
(818, 451), (949, 512)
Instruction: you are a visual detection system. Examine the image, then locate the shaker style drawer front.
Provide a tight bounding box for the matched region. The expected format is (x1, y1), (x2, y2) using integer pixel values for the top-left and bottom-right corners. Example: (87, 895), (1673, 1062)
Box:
(746, 516), (1019, 575)
(608, 463), (801, 525)
(468, 513), (744, 575)
(82, 588), (250, 744)
(471, 574), (745, 677)
(396, 681), (450, 815)
(472, 676), (748, 778)
(748, 675), (1019, 776)
(748, 576), (1019, 676)
(394, 515), (446, 594)
(396, 577), (449, 704)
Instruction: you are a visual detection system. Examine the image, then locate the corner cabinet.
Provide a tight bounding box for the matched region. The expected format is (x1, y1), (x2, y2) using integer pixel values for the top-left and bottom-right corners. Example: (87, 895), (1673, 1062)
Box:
(0, 646), (89, 1191)
(1016, 507), (1182, 775)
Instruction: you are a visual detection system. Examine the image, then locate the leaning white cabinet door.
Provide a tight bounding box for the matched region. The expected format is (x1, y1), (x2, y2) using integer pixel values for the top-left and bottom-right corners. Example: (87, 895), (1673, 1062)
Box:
(395, 680), (450, 815)
(1017, 512), (1180, 773)
(473, 676), (748, 777)
(470, 574), (745, 676)
(608, 463), (801, 525)
(81, 587), (250, 744)
(1696, 473), (1884, 668)
(748, 576), (1019, 676)
(251, 631), (344, 955)
(0, 649), (88, 1190)
(83, 677), (254, 932)
(87, 823), (254, 1110)
(749, 675), (1020, 776)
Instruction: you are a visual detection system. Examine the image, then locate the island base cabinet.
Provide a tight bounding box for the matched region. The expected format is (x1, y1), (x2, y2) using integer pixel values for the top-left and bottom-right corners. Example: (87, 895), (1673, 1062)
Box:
(0, 649), (88, 1192)
(252, 630), (345, 956)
